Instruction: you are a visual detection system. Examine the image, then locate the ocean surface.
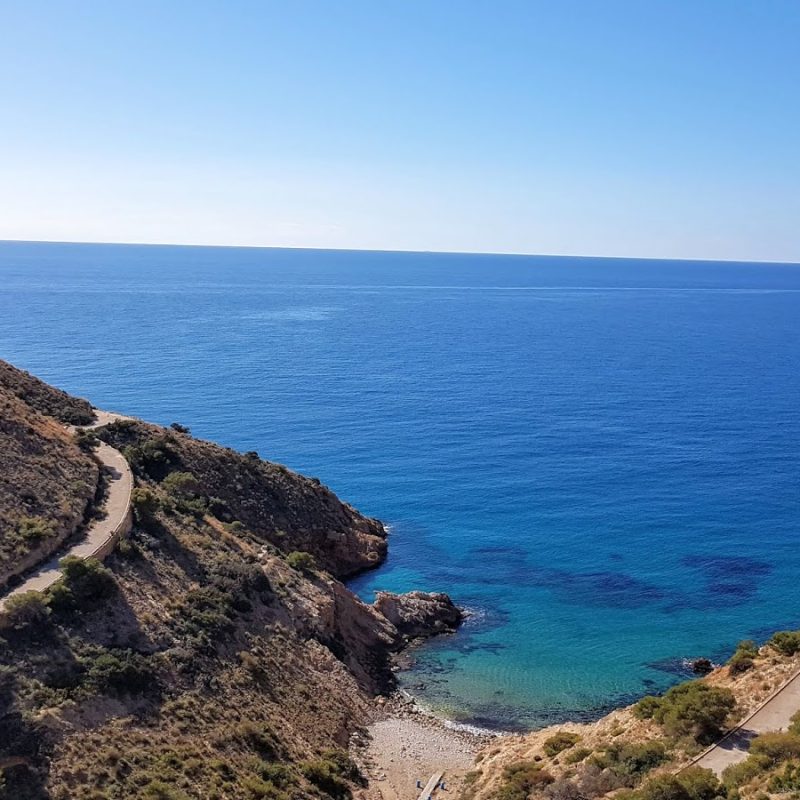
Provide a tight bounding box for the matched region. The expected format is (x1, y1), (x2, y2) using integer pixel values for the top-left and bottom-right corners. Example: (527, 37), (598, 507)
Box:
(2, 241), (799, 730)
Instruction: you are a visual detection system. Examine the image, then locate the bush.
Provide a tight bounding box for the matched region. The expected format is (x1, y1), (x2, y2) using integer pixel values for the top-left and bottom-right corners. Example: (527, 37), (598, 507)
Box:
(636, 775), (691, 800)
(286, 551), (316, 573)
(16, 516), (56, 543)
(131, 487), (160, 526)
(769, 631), (800, 656)
(603, 741), (667, 780)
(644, 680), (735, 742)
(242, 775), (289, 799)
(564, 746), (592, 764)
(141, 781), (190, 800)
(495, 762), (555, 800)
(634, 696), (662, 720)
(617, 771), (724, 800)
(234, 721), (279, 759)
(768, 762), (800, 793)
(543, 732), (581, 757)
(51, 556), (116, 610)
(728, 651), (754, 675)
(734, 640), (759, 658)
(748, 732), (800, 765)
(300, 757), (353, 800)
(169, 422), (191, 434)
(161, 471), (208, 515)
(722, 755), (769, 788)
(676, 767), (725, 800)
(85, 649), (156, 695)
(789, 709), (800, 735)
(3, 591), (50, 630)
(74, 429), (100, 451)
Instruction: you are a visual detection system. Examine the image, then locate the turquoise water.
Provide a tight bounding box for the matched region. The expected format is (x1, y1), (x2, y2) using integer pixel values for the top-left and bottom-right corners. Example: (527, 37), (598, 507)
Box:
(1, 241), (799, 730)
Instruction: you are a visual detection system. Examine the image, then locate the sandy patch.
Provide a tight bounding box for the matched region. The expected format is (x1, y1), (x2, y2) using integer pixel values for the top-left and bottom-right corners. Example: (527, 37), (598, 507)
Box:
(353, 695), (498, 800)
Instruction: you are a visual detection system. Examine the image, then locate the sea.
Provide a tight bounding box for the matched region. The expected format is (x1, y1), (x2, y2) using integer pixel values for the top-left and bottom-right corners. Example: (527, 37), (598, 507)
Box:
(1, 240), (799, 731)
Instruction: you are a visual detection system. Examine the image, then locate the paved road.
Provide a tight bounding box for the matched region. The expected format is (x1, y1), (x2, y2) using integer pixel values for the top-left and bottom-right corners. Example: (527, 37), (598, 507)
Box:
(0, 410), (133, 612)
(693, 669), (800, 774)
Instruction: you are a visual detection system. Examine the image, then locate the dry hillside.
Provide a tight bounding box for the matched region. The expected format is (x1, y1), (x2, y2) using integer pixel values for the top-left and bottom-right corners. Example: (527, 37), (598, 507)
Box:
(0, 361), (460, 800)
(0, 377), (99, 586)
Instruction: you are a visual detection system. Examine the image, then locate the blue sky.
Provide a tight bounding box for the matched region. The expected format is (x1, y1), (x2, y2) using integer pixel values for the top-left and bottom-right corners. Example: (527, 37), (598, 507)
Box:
(1, 1), (798, 261)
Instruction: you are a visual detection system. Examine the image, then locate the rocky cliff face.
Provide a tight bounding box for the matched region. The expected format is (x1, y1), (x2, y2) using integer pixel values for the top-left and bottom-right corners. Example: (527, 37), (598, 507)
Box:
(374, 590), (464, 642)
(0, 361), (462, 800)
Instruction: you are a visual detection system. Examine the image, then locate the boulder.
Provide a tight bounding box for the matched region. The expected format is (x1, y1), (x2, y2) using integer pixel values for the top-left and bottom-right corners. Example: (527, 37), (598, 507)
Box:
(373, 590), (463, 641)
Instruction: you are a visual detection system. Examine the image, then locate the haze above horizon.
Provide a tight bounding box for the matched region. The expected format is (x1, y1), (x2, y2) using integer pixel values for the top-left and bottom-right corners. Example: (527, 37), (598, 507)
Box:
(1, 1), (798, 263)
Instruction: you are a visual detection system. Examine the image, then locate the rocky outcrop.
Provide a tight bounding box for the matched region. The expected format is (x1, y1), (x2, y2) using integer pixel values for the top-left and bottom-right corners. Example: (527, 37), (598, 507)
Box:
(98, 418), (388, 579)
(374, 590), (464, 642)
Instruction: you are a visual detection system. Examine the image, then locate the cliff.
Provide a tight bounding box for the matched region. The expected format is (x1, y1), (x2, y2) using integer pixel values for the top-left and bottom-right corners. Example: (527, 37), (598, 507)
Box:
(0, 360), (461, 800)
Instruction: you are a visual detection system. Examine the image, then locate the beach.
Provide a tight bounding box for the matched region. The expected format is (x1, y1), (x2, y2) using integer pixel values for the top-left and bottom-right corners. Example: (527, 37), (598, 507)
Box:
(352, 694), (498, 800)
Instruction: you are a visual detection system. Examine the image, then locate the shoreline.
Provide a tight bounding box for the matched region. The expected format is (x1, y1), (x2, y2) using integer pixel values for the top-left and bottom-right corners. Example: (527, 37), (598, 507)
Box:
(352, 692), (505, 800)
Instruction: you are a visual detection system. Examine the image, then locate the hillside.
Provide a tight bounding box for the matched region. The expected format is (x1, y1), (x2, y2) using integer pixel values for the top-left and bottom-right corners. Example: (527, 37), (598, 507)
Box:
(0, 381), (98, 586)
(462, 639), (800, 800)
(0, 361), (460, 800)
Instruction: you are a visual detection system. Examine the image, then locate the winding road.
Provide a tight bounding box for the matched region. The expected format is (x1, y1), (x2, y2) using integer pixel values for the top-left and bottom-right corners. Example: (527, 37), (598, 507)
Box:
(0, 410), (133, 613)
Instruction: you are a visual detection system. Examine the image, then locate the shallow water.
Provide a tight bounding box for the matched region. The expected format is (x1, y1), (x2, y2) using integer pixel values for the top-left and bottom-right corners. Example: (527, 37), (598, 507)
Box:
(2, 241), (799, 729)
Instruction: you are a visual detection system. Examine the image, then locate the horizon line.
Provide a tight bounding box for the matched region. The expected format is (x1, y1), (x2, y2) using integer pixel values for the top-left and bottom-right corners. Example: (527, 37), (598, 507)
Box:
(1, 237), (798, 268)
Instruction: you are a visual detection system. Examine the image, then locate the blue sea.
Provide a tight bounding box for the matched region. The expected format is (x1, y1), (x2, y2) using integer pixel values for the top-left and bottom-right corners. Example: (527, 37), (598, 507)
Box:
(2, 241), (799, 730)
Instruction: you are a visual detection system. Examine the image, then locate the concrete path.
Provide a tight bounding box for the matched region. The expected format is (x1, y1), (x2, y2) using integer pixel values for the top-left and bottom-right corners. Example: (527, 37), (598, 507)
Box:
(0, 410), (133, 612)
(692, 669), (800, 774)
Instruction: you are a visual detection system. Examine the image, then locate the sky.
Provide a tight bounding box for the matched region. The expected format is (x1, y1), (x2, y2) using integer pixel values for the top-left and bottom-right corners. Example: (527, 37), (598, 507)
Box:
(0, 1), (799, 262)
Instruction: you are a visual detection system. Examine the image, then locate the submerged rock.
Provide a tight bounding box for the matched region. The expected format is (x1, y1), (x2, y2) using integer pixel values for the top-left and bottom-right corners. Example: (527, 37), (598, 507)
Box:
(373, 590), (464, 642)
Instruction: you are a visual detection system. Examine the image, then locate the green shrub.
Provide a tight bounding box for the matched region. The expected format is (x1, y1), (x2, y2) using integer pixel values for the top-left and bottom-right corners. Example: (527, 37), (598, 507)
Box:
(286, 551), (316, 572)
(564, 746), (592, 764)
(768, 761), (800, 793)
(543, 731), (581, 757)
(234, 721), (279, 759)
(728, 651), (754, 675)
(635, 695), (662, 719)
(131, 487), (160, 525)
(74, 429), (100, 451)
(721, 755), (770, 788)
(256, 762), (295, 788)
(734, 640), (759, 658)
(494, 762), (554, 800)
(162, 471), (208, 515)
(242, 775), (289, 799)
(169, 422), (191, 434)
(140, 781), (189, 800)
(52, 556), (116, 610)
(85, 649), (156, 695)
(300, 758), (352, 800)
(646, 681), (735, 743)
(748, 732), (800, 765)
(604, 741), (668, 780)
(676, 767), (725, 800)
(769, 631), (800, 656)
(16, 516), (56, 543)
(789, 709), (800, 735)
(636, 775), (691, 800)
(3, 591), (50, 630)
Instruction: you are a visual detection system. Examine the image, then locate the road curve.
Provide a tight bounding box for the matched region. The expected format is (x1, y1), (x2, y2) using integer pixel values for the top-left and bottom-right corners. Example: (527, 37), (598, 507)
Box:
(0, 410), (134, 613)
(690, 668), (800, 775)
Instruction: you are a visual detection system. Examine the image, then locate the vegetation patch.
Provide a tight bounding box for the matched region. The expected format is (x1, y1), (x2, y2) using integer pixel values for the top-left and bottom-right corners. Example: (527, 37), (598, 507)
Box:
(635, 680), (735, 743)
